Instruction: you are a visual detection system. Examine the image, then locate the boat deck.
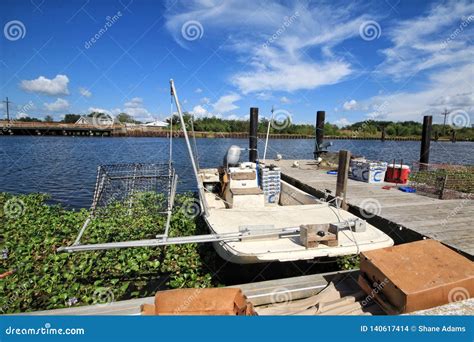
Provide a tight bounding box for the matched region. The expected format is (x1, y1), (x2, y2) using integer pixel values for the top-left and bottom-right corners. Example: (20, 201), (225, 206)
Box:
(266, 159), (473, 258)
(206, 201), (393, 262)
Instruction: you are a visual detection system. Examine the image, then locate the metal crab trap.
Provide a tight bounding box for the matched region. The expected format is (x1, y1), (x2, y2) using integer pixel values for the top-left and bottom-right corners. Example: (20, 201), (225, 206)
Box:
(59, 80), (213, 253)
(58, 162), (178, 252)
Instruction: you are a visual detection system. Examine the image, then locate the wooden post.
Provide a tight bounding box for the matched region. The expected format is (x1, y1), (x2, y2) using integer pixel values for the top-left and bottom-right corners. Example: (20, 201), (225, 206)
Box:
(419, 115), (432, 171)
(314, 111), (325, 159)
(439, 174), (448, 200)
(336, 150), (351, 210)
(381, 126), (386, 142)
(249, 107), (258, 163)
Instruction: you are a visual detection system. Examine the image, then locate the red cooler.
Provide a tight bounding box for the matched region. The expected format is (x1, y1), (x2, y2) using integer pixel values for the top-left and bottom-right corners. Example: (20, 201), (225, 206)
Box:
(385, 164), (410, 184)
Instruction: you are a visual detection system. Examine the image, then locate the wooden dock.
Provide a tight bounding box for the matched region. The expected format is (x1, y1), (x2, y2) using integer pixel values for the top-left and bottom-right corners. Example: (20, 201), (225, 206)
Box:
(268, 159), (473, 259)
(19, 269), (473, 316)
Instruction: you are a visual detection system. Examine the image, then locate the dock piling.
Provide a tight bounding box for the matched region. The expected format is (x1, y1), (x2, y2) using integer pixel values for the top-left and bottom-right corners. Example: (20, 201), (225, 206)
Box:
(314, 111), (325, 159)
(249, 107), (259, 163)
(336, 150), (351, 210)
(419, 115), (432, 171)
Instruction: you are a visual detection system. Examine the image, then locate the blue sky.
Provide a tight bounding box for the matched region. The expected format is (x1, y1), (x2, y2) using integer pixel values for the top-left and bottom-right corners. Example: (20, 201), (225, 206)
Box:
(0, 0), (473, 126)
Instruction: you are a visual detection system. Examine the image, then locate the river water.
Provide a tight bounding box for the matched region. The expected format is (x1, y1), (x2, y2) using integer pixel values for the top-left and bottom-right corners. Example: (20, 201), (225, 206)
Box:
(1, 136), (472, 208)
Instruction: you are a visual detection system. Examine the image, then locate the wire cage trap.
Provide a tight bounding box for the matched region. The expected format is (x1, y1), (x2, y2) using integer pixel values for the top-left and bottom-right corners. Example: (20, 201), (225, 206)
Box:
(59, 163), (178, 252)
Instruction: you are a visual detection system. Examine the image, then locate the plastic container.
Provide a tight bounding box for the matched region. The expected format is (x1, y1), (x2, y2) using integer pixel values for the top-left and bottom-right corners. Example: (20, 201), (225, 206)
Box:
(350, 160), (387, 183)
(385, 164), (410, 184)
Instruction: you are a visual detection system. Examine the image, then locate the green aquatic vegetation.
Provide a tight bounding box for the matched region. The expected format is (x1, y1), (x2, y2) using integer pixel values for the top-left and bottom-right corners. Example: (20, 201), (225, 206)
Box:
(337, 255), (360, 270)
(0, 192), (216, 314)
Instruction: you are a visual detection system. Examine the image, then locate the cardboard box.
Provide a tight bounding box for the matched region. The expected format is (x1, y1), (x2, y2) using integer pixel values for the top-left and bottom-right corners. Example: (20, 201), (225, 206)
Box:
(358, 239), (474, 314)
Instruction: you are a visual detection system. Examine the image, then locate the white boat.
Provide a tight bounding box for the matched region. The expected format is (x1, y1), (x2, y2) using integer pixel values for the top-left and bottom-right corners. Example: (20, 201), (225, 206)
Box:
(59, 79), (393, 263)
(198, 158), (394, 264)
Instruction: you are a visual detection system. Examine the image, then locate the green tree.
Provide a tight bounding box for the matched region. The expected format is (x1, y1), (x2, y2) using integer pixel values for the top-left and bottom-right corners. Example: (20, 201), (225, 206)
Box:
(62, 114), (81, 123)
(44, 115), (54, 122)
(116, 112), (140, 124)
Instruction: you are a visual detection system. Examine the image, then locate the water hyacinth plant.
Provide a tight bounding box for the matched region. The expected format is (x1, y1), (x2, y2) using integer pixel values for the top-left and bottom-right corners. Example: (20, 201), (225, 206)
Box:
(0, 192), (216, 314)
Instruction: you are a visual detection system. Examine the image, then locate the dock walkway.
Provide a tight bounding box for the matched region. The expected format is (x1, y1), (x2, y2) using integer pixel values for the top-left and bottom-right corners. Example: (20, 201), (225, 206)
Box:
(269, 159), (473, 258)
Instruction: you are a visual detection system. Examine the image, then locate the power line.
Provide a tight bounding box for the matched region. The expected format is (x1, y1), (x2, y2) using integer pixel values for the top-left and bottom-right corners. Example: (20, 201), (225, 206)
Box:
(440, 108), (450, 135)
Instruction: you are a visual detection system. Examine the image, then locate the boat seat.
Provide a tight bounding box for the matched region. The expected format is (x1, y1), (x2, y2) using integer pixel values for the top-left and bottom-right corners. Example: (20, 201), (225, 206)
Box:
(230, 188), (263, 195)
(231, 171), (256, 180)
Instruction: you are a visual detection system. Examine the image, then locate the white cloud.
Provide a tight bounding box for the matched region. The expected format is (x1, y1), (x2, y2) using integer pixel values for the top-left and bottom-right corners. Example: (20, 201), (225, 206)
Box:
(200, 97), (211, 104)
(226, 114), (245, 120)
(124, 97), (143, 108)
(79, 87), (92, 97)
(44, 98), (70, 112)
(280, 96), (291, 104)
(192, 105), (210, 117)
(165, 1), (368, 93)
(378, 1), (474, 79)
(20, 75), (70, 96)
(195, 88), (203, 93)
(343, 99), (358, 111)
(333, 118), (351, 127)
(255, 92), (272, 100)
(212, 93), (241, 113)
(360, 63), (474, 122)
(87, 98), (157, 122)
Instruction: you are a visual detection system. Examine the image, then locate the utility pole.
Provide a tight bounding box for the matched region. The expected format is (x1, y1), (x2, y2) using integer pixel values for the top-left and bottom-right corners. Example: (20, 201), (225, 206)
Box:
(440, 109), (449, 136)
(2, 97), (11, 121)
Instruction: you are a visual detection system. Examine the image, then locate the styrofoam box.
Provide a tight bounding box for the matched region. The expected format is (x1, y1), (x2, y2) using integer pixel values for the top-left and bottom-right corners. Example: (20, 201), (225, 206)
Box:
(350, 160), (387, 183)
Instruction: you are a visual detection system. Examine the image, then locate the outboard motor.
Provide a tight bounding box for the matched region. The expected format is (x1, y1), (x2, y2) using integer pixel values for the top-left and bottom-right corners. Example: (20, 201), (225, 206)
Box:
(224, 145), (241, 167)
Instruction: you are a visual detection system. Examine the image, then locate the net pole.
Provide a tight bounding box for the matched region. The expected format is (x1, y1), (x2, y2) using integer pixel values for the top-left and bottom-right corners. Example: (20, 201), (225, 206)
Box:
(170, 79), (208, 217)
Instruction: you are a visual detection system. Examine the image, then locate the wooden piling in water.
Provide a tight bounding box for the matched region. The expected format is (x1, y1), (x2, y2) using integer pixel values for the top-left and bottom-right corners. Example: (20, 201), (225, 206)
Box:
(419, 115), (432, 171)
(249, 107), (258, 163)
(314, 111), (325, 159)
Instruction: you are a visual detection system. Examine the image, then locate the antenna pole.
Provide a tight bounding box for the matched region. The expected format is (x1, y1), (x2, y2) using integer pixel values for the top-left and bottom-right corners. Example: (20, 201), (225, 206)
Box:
(169, 79), (208, 216)
(263, 106), (273, 162)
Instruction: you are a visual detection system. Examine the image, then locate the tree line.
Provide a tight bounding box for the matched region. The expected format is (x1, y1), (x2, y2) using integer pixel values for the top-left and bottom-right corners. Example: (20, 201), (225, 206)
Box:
(8, 112), (473, 139)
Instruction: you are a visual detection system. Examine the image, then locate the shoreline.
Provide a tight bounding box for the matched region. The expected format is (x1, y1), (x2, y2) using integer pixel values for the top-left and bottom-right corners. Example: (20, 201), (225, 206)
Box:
(1, 121), (473, 141)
